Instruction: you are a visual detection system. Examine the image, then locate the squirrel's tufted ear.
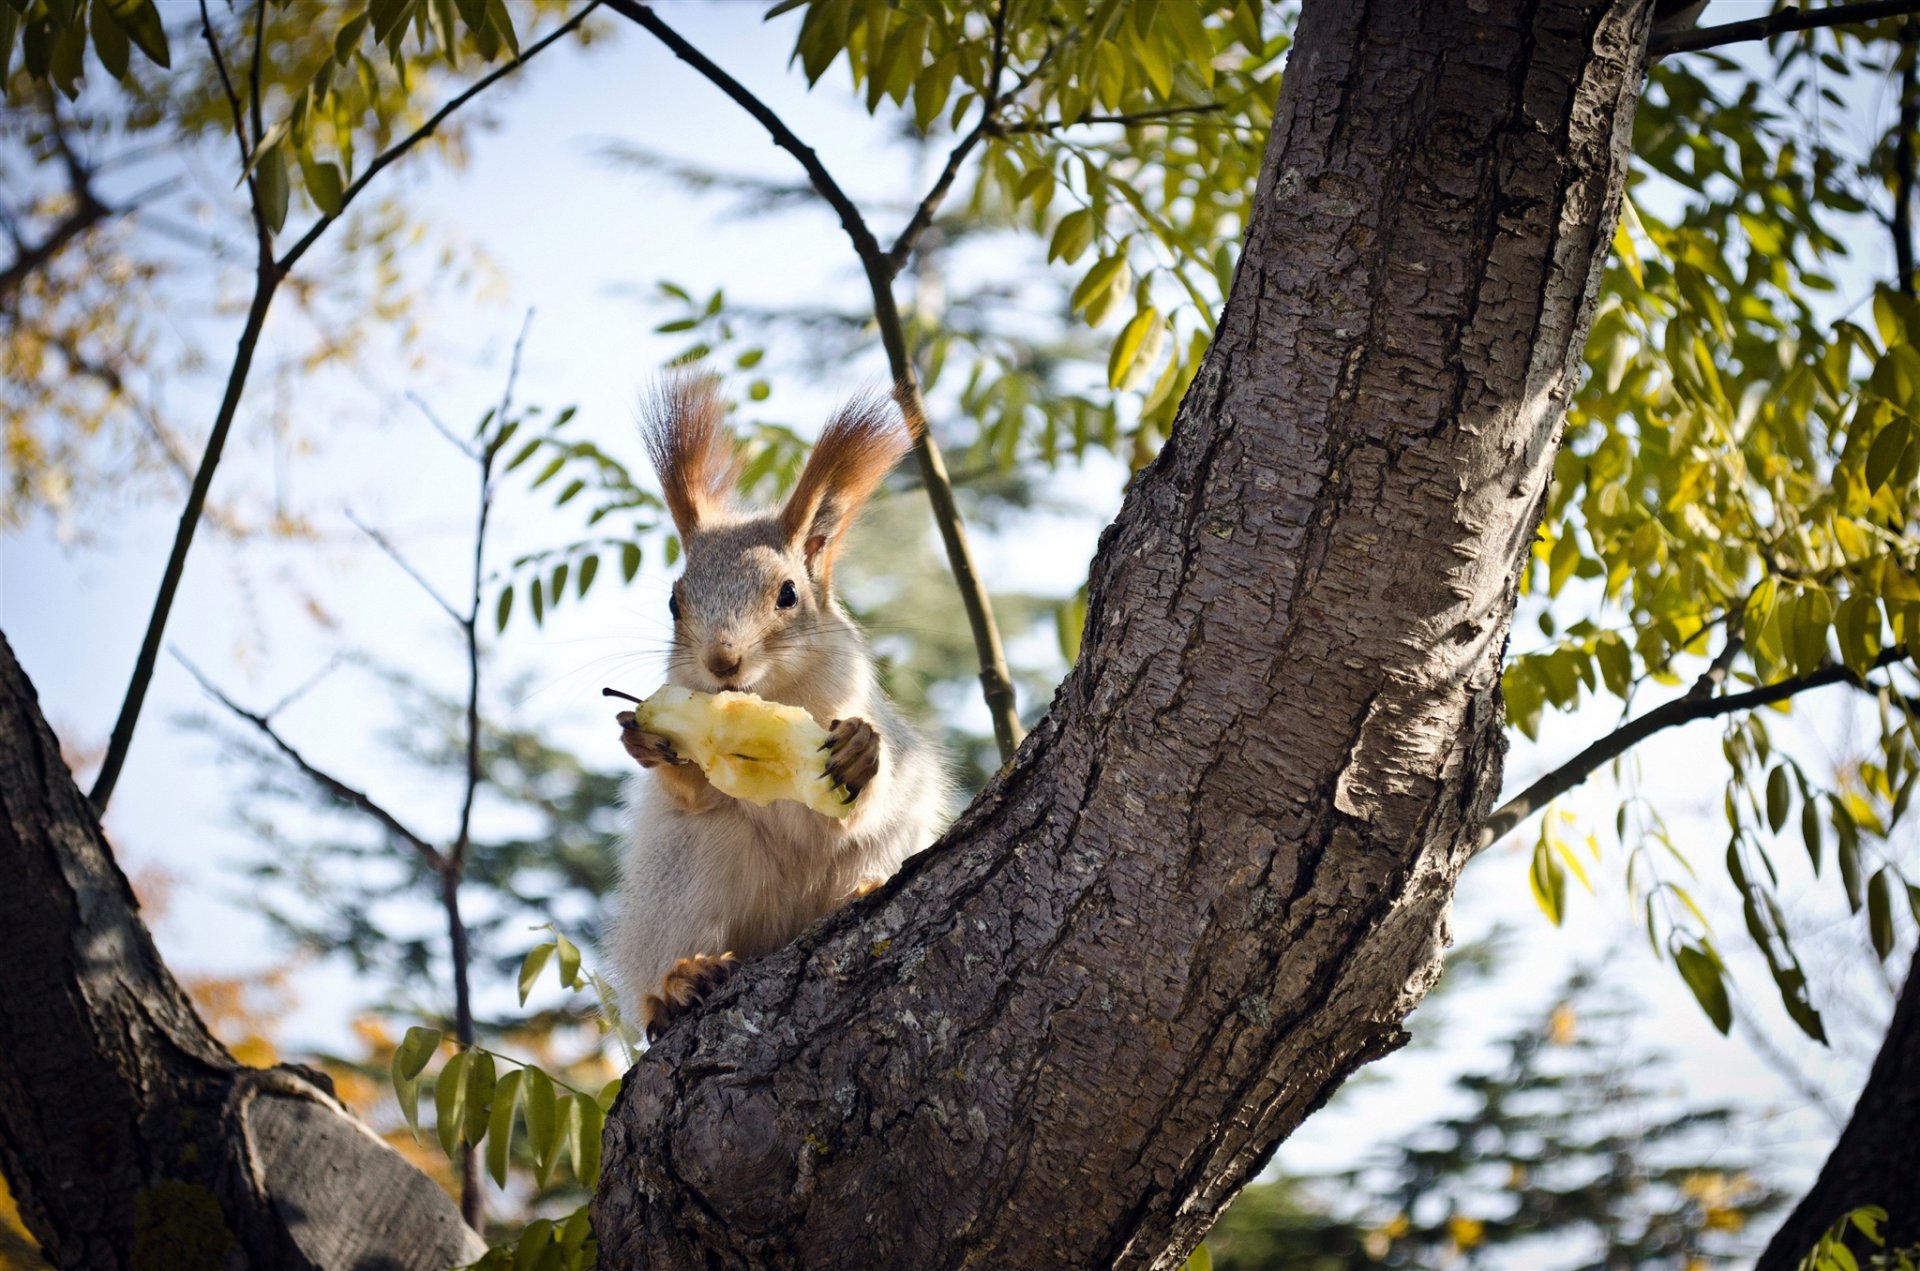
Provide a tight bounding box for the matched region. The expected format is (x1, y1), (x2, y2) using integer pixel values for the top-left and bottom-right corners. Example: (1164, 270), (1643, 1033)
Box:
(642, 374), (741, 537)
(780, 392), (913, 586)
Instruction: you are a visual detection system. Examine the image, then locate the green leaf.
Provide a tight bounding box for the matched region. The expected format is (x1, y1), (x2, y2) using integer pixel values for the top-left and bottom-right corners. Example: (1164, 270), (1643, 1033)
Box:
(463, 1049), (496, 1147)
(620, 542), (642, 583)
(1049, 209), (1096, 265)
(573, 1093), (604, 1187)
(1674, 943), (1732, 1034)
(495, 584), (513, 632)
(256, 145), (289, 236)
(518, 942), (554, 1005)
(89, 0), (128, 79)
(394, 1025), (442, 1082)
(555, 932), (582, 990)
(1801, 798), (1823, 875)
(1866, 415), (1911, 493)
(101, 0), (165, 66)
(1765, 766), (1790, 834)
(486, 1069), (522, 1187)
(1867, 867), (1895, 960)
(1108, 306), (1160, 390)
(435, 1050), (469, 1156)
(1184, 1244), (1213, 1271)
(335, 11), (369, 60)
(391, 1027), (441, 1142)
(530, 576), (545, 626)
(300, 157), (345, 217)
(1070, 254), (1129, 316)
(577, 553), (598, 598)
(1529, 834), (1567, 926)
(525, 1067), (558, 1185)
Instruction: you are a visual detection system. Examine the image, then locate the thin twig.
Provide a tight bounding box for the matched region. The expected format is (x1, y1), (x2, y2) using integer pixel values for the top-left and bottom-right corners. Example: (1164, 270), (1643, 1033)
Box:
(1478, 648), (1912, 851)
(346, 510), (465, 625)
(277, 3), (601, 273)
(1896, 20), (1917, 297)
(881, 0), (1013, 271)
(1653, 0), (1920, 56)
(174, 649), (447, 871)
(407, 390), (478, 461)
(996, 102), (1228, 135)
(198, 0), (274, 264)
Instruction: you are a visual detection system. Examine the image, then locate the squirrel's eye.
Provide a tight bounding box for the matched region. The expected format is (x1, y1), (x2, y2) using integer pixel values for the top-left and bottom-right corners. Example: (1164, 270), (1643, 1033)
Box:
(669, 593), (681, 621)
(777, 580), (798, 610)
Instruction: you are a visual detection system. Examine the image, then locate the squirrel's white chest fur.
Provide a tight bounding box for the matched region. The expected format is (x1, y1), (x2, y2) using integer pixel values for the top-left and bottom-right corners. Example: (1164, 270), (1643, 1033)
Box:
(610, 674), (949, 1021)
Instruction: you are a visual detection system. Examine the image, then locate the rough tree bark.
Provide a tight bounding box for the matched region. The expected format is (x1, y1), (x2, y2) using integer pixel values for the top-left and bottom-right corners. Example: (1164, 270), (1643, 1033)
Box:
(0, 631), (483, 1271)
(594, 1), (1653, 1266)
(1757, 942), (1920, 1269)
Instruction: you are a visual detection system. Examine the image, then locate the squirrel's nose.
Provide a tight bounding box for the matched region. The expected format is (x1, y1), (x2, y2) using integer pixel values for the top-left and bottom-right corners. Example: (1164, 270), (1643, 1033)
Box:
(705, 647), (743, 681)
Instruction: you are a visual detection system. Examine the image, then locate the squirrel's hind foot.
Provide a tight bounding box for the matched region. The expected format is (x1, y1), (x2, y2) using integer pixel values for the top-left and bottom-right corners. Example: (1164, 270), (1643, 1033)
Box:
(643, 952), (738, 1041)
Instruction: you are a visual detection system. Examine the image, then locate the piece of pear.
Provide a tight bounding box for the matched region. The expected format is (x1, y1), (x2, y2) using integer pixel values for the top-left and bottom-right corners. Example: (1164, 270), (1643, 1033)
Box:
(611, 685), (852, 817)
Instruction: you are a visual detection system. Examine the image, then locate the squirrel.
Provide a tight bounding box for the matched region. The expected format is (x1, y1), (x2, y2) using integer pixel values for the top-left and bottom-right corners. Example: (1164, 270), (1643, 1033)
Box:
(609, 377), (951, 1041)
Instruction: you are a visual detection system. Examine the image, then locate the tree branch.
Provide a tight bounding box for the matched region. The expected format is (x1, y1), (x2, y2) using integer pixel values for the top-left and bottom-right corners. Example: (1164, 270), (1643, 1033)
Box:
(1652, 0), (1920, 57)
(604, 0), (1026, 758)
(87, 4), (593, 814)
(173, 649), (448, 873)
(996, 102), (1229, 135)
(347, 510), (465, 625)
(1896, 20), (1917, 297)
(0, 99), (111, 303)
(1477, 647), (1911, 850)
(199, 0), (275, 266)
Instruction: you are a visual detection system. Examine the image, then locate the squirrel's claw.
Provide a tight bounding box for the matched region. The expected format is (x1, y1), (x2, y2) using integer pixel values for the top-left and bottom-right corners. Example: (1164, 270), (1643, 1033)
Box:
(823, 717), (880, 802)
(619, 711), (683, 769)
(642, 952), (737, 1041)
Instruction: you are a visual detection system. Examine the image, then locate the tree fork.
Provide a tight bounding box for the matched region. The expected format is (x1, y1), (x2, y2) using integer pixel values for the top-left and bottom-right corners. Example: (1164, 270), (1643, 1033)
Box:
(592, 1), (1653, 1266)
(0, 632), (482, 1270)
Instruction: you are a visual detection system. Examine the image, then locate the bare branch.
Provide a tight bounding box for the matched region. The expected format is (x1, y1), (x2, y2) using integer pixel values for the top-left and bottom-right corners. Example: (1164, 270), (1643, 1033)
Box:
(173, 650), (447, 872)
(198, 0), (275, 266)
(600, 0), (885, 263)
(277, 3), (602, 273)
(346, 510), (465, 626)
(1896, 20), (1917, 297)
(1653, 0), (1920, 56)
(0, 102), (110, 303)
(405, 391), (479, 461)
(1478, 647), (1912, 850)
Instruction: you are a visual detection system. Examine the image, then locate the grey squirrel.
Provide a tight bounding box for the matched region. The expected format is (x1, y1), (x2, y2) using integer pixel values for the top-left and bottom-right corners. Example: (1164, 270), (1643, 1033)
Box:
(609, 377), (951, 1040)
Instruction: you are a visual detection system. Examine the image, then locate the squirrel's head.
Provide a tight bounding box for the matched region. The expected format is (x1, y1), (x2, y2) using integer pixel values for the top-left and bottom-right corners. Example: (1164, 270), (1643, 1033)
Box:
(643, 376), (912, 702)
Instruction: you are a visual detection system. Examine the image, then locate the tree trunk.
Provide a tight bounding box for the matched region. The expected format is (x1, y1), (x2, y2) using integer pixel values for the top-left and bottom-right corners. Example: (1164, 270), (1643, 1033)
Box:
(0, 631), (482, 1271)
(1757, 943), (1920, 1269)
(593, 1), (1653, 1266)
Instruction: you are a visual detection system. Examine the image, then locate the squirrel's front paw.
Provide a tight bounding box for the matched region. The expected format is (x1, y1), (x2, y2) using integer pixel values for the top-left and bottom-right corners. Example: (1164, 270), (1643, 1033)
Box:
(822, 717), (880, 804)
(642, 952), (737, 1041)
(618, 711), (683, 769)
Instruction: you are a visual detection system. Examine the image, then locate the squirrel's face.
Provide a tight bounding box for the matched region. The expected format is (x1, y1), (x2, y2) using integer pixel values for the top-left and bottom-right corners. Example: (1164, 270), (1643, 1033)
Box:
(667, 518), (825, 699)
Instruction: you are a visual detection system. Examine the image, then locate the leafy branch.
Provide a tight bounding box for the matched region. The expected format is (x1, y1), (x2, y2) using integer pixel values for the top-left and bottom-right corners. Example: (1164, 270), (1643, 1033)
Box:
(1480, 646), (1913, 850)
(88, 2), (593, 812)
(603, 0), (1027, 758)
(1654, 0), (1920, 57)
